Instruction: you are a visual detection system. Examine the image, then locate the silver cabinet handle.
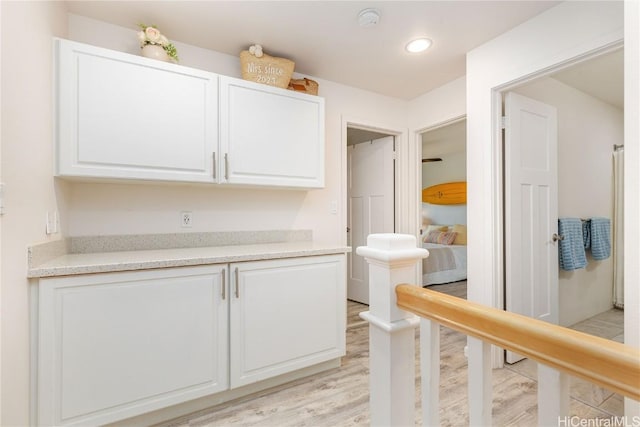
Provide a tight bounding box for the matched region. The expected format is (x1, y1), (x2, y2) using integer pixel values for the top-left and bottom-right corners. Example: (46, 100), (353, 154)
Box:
(212, 152), (217, 179)
(552, 233), (565, 242)
(224, 153), (229, 181)
(234, 267), (239, 298)
(221, 268), (226, 300)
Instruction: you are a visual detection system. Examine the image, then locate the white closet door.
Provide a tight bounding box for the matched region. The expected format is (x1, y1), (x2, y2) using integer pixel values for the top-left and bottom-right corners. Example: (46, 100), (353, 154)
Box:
(347, 136), (395, 304)
(504, 92), (558, 364)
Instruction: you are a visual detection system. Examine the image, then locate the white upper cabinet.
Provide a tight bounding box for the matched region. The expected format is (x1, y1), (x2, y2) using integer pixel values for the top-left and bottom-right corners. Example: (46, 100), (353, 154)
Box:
(55, 39), (218, 183)
(54, 39), (326, 189)
(219, 76), (325, 188)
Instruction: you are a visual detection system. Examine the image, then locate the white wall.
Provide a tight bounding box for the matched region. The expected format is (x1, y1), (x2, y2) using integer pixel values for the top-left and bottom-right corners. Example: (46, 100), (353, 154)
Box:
(66, 15), (408, 246)
(624, 0), (640, 417)
(406, 77), (466, 235)
(421, 151), (466, 189)
(514, 77), (623, 326)
(0, 2), (68, 425)
(408, 76), (466, 131)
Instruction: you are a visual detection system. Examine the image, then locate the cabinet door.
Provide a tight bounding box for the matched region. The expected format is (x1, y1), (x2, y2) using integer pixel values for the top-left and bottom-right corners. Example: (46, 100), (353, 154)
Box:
(55, 39), (218, 183)
(219, 76), (325, 188)
(229, 255), (345, 388)
(37, 265), (229, 426)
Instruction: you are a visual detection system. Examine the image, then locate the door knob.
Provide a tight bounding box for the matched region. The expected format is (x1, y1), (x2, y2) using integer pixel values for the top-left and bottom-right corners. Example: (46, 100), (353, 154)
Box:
(552, 233), (564, 242)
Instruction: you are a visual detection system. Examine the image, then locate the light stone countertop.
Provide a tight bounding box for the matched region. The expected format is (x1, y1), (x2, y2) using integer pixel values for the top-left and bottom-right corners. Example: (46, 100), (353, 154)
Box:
(28, 241), (351, 278)
(27, 230), (350, 278)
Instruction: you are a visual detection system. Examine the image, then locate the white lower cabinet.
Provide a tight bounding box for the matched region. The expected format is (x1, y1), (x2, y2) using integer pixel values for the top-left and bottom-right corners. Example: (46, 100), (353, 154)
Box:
(229, 255), (346, 388)
(35, 255), (346, 426)
(37, 265), (229, 427)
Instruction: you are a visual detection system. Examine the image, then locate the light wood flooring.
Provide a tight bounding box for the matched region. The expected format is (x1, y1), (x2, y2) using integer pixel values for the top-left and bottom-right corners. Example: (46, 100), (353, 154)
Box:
(157, 281), (625, 427)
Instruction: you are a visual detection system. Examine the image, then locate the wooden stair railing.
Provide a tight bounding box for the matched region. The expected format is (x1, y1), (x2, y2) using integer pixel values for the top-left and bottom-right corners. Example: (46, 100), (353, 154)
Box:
(356, 233), (640, 427)
(396, 284), (640, 401)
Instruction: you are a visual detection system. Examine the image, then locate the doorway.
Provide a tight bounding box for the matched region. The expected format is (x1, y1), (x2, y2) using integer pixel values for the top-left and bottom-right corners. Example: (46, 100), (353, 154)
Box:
(346, 127), (395, 304)
(419, 119), (468, 291)
(502, 49), (624, 356)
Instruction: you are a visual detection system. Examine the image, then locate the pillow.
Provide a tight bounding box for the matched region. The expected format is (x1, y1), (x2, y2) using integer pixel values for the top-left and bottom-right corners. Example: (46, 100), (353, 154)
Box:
(425, 230), (458, 245)
(452, 224), (467, 245)
(423, 224), (449, 235)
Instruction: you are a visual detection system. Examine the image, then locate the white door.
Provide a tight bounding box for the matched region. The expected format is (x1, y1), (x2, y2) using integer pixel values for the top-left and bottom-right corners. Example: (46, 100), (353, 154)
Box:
(347, 136), (395, 304)
(504, 92), (558, 363)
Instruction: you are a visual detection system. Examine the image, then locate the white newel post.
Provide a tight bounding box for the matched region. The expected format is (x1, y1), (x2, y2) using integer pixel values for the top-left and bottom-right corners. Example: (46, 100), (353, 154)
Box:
(357, 233), (429, 427)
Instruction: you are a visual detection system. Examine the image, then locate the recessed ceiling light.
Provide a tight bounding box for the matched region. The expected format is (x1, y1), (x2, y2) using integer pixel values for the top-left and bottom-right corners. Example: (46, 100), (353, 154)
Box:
(406, 38), (432, 53)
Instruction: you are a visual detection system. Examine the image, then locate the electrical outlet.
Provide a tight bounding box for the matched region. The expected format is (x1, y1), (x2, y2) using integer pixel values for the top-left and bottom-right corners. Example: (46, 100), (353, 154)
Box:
(181, 211), (193, 228)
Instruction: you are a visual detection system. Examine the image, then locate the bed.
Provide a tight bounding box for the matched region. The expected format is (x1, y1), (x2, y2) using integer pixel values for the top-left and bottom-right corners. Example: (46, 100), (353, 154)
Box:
(421, 181), (467, 286)
(422, 241), (467, 285)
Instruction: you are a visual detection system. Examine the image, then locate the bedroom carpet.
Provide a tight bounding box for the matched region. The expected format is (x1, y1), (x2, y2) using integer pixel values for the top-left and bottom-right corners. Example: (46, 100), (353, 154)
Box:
(156, 281), (624, 427)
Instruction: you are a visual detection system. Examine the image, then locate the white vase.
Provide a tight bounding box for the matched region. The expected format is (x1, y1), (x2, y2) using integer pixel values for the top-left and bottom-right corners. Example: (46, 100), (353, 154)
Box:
(141, 44), (170, 62)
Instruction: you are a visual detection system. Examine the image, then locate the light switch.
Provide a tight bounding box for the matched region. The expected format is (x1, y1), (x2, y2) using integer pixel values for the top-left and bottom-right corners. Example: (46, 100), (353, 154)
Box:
(0, 183), (4, 215)
(46, 211), (59, 235)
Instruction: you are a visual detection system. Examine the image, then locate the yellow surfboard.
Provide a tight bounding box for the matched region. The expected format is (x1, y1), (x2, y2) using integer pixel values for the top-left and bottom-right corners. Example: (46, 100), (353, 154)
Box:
(422, 181), (467, 205)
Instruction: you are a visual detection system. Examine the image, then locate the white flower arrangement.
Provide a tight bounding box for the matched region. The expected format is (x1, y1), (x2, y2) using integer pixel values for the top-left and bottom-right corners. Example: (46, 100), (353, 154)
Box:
(248, 44), (264, 58)
(137, 24), (179, 62)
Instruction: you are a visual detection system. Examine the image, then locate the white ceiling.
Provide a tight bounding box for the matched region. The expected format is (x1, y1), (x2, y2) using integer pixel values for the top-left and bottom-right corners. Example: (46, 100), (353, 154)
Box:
(346, 128), (391, 146)
(422, 119), (466, 156)
(64, 0), (560, 100)
(551, 49), (624, 109)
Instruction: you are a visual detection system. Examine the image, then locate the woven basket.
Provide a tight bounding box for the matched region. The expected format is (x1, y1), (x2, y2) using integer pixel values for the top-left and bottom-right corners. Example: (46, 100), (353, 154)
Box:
(287, 78), (319, 96)
(239, 51), (295, 89)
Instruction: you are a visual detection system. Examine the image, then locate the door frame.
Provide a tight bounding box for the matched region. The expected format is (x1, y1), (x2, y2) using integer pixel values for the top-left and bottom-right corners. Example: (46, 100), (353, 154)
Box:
(414, 115), (467, 232)
(414, 115), (467, 283)
(341, 116), (406, 247)
(490, 42), (624, 367)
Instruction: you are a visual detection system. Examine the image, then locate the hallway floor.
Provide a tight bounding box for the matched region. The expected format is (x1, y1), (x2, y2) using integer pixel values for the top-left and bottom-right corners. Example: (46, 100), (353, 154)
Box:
(157, 281), (625, 427)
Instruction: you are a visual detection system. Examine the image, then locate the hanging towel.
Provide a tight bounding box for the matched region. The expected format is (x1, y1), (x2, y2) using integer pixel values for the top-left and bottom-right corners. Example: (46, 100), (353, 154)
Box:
(582, 219), (591, 249)
(558, 218), (587, 271)
(590, 217), (611, 260)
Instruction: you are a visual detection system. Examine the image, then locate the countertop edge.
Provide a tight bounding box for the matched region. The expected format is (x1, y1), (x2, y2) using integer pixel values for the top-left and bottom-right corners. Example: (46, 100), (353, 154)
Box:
(28, 245), (351, 279)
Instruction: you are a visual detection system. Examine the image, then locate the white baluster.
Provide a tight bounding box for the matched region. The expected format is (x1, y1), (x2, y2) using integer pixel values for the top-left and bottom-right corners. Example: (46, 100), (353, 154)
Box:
(421, 318), (440, 426)
(538, 364), (569, 426)
(357, 233), (429, 427)
(468, 336), (492, 426)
